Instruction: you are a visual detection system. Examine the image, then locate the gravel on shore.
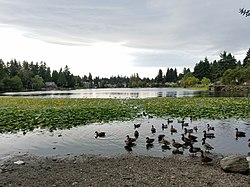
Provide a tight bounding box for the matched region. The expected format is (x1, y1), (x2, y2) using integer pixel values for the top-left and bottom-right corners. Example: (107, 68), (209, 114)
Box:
(0, 153), (249, 187)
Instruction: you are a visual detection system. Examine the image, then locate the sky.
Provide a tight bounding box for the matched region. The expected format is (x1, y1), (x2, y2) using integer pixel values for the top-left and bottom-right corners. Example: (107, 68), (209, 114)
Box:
(0, 0), (249, 79)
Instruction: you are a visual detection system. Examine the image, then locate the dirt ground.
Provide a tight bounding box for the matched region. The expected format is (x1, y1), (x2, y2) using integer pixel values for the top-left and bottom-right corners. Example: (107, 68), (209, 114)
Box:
(0, 153), (249, 187)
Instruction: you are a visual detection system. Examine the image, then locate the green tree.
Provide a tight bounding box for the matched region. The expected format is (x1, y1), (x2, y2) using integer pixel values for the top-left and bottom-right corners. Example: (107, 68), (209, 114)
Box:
(32, 75), (44, 90)
(243, 48), (250, 68)
(129, 73), (142, 88)
(193, 57), (211, 80)
(201, 77), (211, 86)
(57, 68), (67, 87)
(11, 75), (23, 91)
(155, 69), (163, 84)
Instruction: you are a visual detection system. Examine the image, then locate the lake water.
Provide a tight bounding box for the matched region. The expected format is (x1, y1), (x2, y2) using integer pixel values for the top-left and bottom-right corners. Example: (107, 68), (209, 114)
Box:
(0, 88), (249, 160)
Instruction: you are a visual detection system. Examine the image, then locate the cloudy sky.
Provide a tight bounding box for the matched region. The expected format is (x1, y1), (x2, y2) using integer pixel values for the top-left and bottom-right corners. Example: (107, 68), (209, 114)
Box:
(0, 0), (249, 78)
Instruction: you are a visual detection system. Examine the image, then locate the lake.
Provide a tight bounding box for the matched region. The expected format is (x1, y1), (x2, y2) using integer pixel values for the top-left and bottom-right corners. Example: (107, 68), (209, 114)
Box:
(0, 88), (249, 160)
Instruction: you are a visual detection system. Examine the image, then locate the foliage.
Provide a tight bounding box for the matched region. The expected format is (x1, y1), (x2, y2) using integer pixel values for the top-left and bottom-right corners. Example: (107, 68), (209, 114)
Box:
(0, 97), (249, 133)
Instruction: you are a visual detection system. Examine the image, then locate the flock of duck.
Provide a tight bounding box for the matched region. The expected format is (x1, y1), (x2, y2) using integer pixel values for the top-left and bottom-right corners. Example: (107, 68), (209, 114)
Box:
(95, 117), (249, 165)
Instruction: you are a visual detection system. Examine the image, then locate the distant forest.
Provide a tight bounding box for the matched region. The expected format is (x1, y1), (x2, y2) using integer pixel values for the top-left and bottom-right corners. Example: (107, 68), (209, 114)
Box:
(0, 48), (249, 92)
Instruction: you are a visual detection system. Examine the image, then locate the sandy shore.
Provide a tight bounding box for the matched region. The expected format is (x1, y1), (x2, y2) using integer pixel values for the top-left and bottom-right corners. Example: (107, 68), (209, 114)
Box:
(0, 153), (249, 187)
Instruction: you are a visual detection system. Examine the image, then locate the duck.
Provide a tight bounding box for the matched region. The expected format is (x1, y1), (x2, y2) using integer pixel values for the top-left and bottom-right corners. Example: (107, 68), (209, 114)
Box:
(125, 135), (136, 143)
(170, 125), (177, 133)
(184, 128), (193, 134)
(189, 144), (201, 156)
(201, 138), (214, 152)
(146, 137), (155, 144)
(134, 123), (141, 129)
(151, 125), (156, 133)
(203, 130), (215, 138)
(171, 139), (183, 150)
(200, 150), (213, 165)
(207, 124), (215, 131)
(162, 123), (168, 129)
(181, 121), (189, 127)
(134, 130), (139, 138)
(158, 134), (165, 142)
(177, 118), (185, 123)
(95, 131), (106, 138)
(235, 128), (246, 137)
(248, 139), (250, 147)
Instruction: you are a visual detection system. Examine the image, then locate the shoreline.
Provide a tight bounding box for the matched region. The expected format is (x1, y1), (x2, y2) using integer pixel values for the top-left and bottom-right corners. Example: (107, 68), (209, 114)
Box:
(1, 153), (249, 187)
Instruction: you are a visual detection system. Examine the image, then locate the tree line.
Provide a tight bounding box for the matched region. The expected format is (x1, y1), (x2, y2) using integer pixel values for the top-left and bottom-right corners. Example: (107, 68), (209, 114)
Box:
(0, 48), (249, 92)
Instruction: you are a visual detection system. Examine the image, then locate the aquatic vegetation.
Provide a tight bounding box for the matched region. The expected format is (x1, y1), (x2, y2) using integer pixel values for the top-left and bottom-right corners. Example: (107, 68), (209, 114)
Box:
(0, 97), (249, 133)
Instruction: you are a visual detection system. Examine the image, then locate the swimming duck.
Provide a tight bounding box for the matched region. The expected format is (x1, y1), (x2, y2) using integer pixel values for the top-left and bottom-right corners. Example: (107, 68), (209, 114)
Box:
(177, 118), (185, 123)
(235, 128), (246, 137)
(170, 125), (177, 133)
(134, 123), (141, 129)
(189, 144), (201, 156)
(151, 125), (156, 133)
(171, 139), (183, 150)
(181, 121), (189, 127)
(203, 130), (215, 138)
(207, 124), (214, 131)
(126, 135), (136, 142)
(134, 130), (139, 138)
(146, 137), (155, 144)
(95, 131), (106, 138)
(200, 150), (213, 165)
(201, 138), (214, 152)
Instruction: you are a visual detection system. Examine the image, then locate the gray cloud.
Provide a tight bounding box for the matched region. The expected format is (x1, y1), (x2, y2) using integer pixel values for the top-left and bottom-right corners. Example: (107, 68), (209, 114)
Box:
(0, 0), (249, 69)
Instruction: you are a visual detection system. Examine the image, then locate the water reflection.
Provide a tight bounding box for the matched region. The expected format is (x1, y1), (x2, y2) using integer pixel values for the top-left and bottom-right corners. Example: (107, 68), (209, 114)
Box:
(0, 117), (249, 159)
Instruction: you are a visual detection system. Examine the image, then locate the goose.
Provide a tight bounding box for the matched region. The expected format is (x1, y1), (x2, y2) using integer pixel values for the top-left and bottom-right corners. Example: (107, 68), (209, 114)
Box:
(200, 150), (213, 165)
(134, 130), (139, 138)
(181, 121), (189, 127)
(193, 126), (198, 133)
(151, 125), (156, 133)
(181, 134), (192, 145)
(95, 131), (106, 138)
(201, 138), (214, 152)
(188, 133), (198, 141)
(134, 123), (141, 129)
(125, 135), (136, 143)
(146, 137), (155, 144)
(159, 138), (170, 146)
(170, 125), (177, 133)
(162, 123), (168, 129)
(235, 128), (246, 137)
(171, 139), (183, 150)
(184, 128), (193, 134)
(203, 130), (215, 138)
(248, 139), (250, 147)
(189, 144), (201, 156)
(207, 124), (214, 131)
(158, 134), (165, 142)
(167, 118), (174, 124)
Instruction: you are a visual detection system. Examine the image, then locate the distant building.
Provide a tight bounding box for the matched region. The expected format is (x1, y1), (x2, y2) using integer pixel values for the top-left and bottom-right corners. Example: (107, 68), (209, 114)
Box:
(45, 82), (57, 89)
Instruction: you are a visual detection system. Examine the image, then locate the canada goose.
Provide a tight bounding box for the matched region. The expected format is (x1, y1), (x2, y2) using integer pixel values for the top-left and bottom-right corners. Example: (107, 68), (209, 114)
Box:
(158, 134), (165, 142)
(167, 118), (173, 124)
(171, 139), (183, 150)
(146, 137), (154, 144)
(203, 130), (215, 138)
(151, 125), (156, 133)
(184, 128), (193, 134)
(162, 123), (168, 129)
(95, 131), (106, 138)
(181, 134), (192, 145)
(200, 150), (213, 165)
(201, 138), (214, 152)
(134, 123), (141, 129)
(207, 124), (214, 131)
(125, 135), (136, 146)
(188, 133), (198, 141)
(170, 125), (177, 133)
(248, 139), (250, 147)
(235, 128), (246, 137)
(134, 130), (139, 138)
(193, 126), (198, 133)
(159, 138), (170, 146)
(189, 144), (201, 156)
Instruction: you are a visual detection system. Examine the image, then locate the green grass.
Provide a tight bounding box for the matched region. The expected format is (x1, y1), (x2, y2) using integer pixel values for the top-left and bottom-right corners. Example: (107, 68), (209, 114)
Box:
(0, 97), (249, 133)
